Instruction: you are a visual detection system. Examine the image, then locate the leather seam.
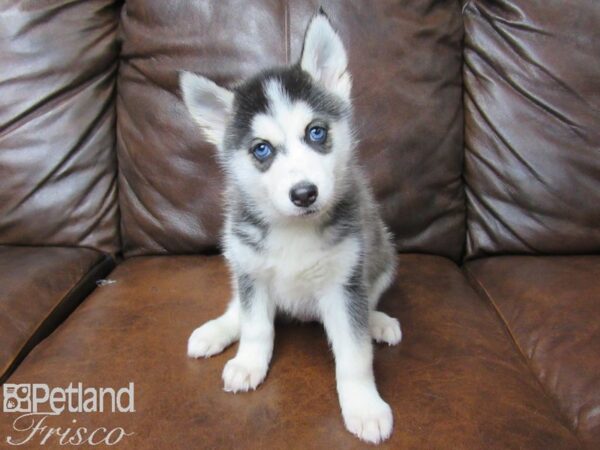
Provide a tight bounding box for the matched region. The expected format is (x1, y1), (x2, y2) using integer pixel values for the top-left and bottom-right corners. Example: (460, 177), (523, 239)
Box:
(0, 254), (115, 383)
(464, 266), (584, 448)
(462, 0), (473, 15)
(284, 0), (290, 64)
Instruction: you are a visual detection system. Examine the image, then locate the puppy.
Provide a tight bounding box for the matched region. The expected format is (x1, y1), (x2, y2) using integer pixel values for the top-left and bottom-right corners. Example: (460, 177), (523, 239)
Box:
(180, 10), (401, 444)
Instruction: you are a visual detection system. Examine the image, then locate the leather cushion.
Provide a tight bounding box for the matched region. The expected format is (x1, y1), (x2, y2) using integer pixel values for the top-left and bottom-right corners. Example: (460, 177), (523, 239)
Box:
(116, 0), (465, 260)
(463, 0), (600, 258)
(1, 255), (579, 448)
(0, 0), (122, 254)
(0, 246), (114, 382)
(466, 256), (600, 448)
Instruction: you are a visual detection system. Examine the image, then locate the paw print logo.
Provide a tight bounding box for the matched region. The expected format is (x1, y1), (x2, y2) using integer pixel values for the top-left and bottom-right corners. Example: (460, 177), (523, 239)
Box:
(3, 384), (31, 413)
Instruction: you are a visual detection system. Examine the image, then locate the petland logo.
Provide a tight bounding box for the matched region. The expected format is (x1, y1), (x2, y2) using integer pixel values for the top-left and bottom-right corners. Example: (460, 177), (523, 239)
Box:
(3, 383), (135, 446)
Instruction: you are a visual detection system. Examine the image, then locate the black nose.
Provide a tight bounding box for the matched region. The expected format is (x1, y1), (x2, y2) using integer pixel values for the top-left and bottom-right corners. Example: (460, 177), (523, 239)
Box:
(290, 182), (318, 207)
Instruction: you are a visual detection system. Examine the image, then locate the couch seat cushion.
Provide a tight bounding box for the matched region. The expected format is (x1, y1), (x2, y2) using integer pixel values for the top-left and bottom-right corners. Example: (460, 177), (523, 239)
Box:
(466, 256), (600, 448)
(1, 255), (579, 448)
(0, 246), (114, 382)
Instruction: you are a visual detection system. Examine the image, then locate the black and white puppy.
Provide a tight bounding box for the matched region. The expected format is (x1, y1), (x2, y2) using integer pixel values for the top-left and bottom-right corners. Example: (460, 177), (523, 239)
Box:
(181, 10), (401, 444)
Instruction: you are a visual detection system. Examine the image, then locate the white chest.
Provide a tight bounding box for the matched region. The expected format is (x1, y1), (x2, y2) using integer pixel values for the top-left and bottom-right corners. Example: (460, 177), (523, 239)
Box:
(225, 222), (360, 320)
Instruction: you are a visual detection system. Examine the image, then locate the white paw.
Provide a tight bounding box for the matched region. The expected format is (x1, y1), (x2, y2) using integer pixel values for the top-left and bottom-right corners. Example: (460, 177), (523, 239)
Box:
(370, 311), (402, 346)
(341, 390), (393, 444)
(187, 321), (237, 358)
(222, 357), (268, 393)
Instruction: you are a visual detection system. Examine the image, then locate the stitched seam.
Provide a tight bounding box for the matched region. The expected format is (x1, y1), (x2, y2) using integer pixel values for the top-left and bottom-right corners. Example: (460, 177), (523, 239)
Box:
(459, 1), (468, 263)
(0, 254), (114, 383)
(284, 0), (290, 64)
(464, 266), (584, 448)
(462, 0), (473, 15)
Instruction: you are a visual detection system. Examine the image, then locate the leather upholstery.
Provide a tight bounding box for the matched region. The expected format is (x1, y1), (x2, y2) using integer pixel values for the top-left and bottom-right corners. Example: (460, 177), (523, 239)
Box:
(466, 256), (600, 448)
(0, 0), (122, 254)
(0, 246), (114, 383)
(1, 255), (580, 448)
(0, 1), (599, 447)
(463, 0), (600, 258)
(116, 0), (465, 261)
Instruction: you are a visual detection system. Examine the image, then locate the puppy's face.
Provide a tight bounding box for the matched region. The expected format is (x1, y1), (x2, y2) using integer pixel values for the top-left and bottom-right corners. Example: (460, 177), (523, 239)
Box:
(181, 12), (353, 221)
(225, 68), (352, 220)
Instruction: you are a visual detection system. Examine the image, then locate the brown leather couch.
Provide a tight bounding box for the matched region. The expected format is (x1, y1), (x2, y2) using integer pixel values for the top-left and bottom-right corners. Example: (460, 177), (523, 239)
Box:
(1, 1), (598, 448)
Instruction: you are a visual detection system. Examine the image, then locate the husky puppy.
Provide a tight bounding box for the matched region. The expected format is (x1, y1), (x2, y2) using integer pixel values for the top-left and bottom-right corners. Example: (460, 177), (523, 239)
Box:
(180, 10), (401, 444)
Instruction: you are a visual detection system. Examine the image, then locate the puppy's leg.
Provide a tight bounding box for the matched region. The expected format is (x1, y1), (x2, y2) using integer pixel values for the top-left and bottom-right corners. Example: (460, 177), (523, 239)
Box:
(319, 286), (393, 444)
(222, 275), (274, 393)
(367, 264), (396, 310)
(188, 297), (241, 358)
(369, 310), (402, 346)
(368, 265), (402, 345)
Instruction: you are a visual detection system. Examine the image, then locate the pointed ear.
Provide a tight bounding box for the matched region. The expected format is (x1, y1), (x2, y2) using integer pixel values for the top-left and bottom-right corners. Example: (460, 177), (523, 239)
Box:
(300, 10), (351, 100)
(180, 71), (234, 146)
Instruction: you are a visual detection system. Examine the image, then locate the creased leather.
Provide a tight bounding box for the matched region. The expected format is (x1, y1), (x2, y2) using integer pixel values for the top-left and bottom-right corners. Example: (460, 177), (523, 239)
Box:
(1, 255), (580, 448)
(466, 256), (600, 448)
(0, 246), (113, 382)
(463, 0), (600, 259)
(117, 0), (465, 261)
(0, 0), (122, 254)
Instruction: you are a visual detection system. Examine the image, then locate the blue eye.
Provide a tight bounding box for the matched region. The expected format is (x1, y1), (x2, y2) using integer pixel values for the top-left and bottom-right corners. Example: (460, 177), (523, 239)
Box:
(252, 142), (273, 161)
(308, 126), (327, 143)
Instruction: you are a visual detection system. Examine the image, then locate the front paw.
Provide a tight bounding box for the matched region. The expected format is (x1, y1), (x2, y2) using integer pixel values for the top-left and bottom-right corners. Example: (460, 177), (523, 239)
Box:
(222, 357), (268, 393)
(369, 311), (402, 346)
(187, 321), (236, 358)
(340, 386), (393, 444)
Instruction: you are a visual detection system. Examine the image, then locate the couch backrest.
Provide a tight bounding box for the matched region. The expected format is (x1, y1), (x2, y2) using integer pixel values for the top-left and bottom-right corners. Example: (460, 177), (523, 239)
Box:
(0, 0), (121, 254)
(3, 1), (599, 262)
(463, 0), (600, 259)
(116, 0), (466, 261)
